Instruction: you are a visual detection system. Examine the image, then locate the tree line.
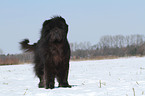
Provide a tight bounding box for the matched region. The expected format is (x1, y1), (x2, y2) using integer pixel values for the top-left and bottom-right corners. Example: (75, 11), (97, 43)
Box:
(70, 34), (145, 59)
(0, 53), (33, 65)
(0, 34), (145, 65)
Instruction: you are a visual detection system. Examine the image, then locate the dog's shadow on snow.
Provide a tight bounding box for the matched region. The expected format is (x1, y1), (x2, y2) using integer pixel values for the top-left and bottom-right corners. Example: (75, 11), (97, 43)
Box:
(54, 85), (78, 89)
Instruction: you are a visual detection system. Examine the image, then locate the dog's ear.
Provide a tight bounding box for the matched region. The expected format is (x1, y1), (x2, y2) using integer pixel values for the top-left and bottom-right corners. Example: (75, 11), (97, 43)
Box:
(43, 20), (50, 27)
(59, 17), (66, 23)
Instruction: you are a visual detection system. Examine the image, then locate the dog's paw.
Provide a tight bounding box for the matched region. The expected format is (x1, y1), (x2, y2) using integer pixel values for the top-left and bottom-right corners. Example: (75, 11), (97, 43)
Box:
(38, 82), (44, 88)
(59, 83), (72, 88)
(45, 82), (55, 89)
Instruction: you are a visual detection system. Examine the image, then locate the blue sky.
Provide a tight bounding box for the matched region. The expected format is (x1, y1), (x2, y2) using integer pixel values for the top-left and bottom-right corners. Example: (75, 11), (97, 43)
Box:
(0, 0), (145, 54)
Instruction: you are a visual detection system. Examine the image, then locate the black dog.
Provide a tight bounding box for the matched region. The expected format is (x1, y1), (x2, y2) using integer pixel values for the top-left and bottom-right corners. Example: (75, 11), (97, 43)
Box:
(20, 16), (71, 89)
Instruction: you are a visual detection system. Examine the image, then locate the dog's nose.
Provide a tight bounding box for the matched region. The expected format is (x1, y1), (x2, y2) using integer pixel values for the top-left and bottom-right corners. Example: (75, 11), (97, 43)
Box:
(55, 30), (59, 33)
(54, 28), (59, 32)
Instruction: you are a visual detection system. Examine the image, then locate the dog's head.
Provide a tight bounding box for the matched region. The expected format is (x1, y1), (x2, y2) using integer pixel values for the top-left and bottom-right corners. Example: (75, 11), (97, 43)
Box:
(41, 16), (68, 43)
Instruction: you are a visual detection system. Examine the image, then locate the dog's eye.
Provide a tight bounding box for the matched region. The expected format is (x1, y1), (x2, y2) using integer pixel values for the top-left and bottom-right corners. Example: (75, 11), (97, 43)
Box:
(45, 29), (50, 33)
(57, 23), (63, 28)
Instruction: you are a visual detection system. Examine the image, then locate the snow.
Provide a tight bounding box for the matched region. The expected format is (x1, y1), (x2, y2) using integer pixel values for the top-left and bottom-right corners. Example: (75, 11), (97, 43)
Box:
(0, 57), (145, 96)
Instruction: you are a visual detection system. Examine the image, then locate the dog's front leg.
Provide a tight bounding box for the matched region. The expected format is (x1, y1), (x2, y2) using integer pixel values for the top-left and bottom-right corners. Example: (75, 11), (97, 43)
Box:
(56, 63), (71, 88)
(44, 62), (55, 89)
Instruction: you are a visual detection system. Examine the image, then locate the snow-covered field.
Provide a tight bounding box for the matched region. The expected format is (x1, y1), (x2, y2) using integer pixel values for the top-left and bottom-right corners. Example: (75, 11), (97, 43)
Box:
(0, 57), (145, 96)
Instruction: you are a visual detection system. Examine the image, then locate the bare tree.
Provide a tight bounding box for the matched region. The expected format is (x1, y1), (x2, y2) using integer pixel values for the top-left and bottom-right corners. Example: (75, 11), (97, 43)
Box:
(0, 49), (3, 54)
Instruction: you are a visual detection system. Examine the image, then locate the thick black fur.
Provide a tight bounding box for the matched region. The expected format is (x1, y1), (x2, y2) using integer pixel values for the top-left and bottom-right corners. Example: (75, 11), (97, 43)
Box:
(20, 16), (71, 89)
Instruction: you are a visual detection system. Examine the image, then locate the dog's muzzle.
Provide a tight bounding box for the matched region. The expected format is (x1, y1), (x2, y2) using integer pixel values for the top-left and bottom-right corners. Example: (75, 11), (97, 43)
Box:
(49, 27), (65, 42)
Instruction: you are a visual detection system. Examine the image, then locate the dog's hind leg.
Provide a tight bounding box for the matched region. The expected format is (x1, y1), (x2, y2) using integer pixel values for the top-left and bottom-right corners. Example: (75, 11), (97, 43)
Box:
(34, 58), (45, 88)
(36, 67), (44, 88)
(38, 74), (45, 88)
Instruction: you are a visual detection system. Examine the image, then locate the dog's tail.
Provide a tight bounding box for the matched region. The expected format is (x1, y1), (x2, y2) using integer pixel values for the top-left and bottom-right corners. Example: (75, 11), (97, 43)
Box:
(20, 39), (36, 52)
